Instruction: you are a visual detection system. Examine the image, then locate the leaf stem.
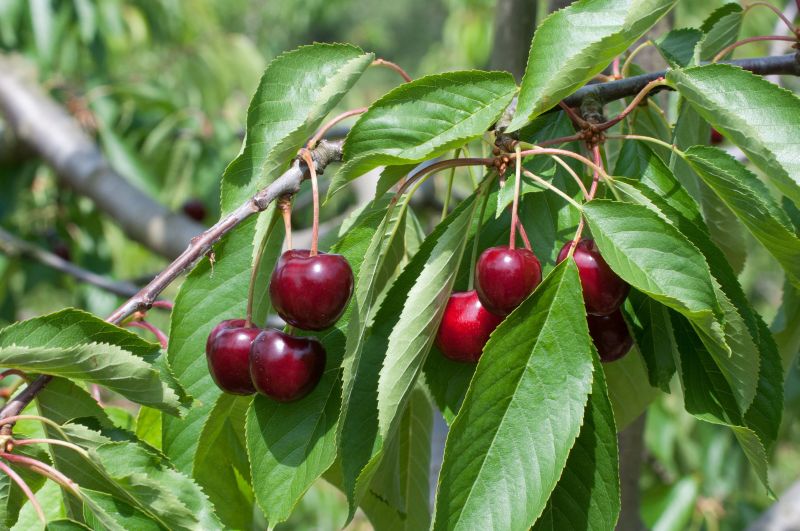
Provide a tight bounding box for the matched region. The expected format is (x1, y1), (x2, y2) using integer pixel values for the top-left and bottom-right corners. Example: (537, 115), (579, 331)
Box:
(522, 169), (583, 211)
(245, 210), (281, 328)
(299, 150), (321, 257)
(441, 149), (460, 222)
(0, 415), (70, 440)
(396, 158), (493, 198)
(550, 154), (590, 200)
(13, 438), (89, 458)
(604, 134), (686, 159)
(621, 41), (654, 78)
(0, 459), (45, 524)
(743, 2), (799, 36)
(596, 77), (668, 131)
(371, 58), (413, 82)
(468, 173), (497, 291)
(1, 453), (81, 498)
(509, 145), (522, 250)
(125, 321), (168, 349)
(712, 35), (797, 63)
(517, 147), (611, 183)
(307, 107), (368, 149)
(558, 101), (590, 129)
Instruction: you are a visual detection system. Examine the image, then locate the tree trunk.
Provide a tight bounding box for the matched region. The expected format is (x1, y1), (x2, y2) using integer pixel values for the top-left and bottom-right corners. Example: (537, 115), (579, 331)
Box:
(490, 0), (537, 80)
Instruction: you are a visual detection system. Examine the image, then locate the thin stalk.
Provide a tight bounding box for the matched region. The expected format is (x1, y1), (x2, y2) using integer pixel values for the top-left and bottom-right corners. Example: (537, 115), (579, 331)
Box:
(278, 197), (293, 250)
(150, 300), (173, 310)
(371, 58), (412, 82)
(0, 370), (27, 381)
(743, 2), (798, 35)
(550, 154), (589, 200)
(509, 145), (522, 250)
(125, 321), (168, 349)
(246, 211), (281, 328)
(517, 148), (611, 183)
(0, 415), (69, 440)
(299, 150), (321, 257)
(516, 219), (532, 251)
(441, 149), (460, 222)
(621, 41), (655, 78)
(307, 108), (368, 149)
(558, 101), (590, 129)
(712, 35), (796, 63)
(522, 170), (583, 211)
(1, 453), (81, 498)
(396, 158), (493, 198)
(0, 459), (45, 524)
(569, 145), (606, 252)
(467, 174), (497, 291)
(605, 134), (686, 159)
(597, 78), (668, 131)
(13, 438), (89, 458)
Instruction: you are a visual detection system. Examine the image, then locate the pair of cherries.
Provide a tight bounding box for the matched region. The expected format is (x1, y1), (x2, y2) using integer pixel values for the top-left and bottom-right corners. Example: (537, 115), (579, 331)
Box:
(436, 239), (632, 363)
(205, 250), (353, 401)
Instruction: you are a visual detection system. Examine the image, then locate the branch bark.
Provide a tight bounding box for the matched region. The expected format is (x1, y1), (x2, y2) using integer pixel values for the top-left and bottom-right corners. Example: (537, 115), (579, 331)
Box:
(490, 0), (537, 80)
(0, 55), (205, 260)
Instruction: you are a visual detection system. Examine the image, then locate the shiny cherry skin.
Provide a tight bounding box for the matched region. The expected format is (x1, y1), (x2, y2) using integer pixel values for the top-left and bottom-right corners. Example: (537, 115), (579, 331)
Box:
(474, 246), (542, 316)
(206, 324), (260, 395)
(436, 290), (504, 363)
(269, 250), (354, 331)
(181, 198), (207, 222)
(587, 310), (633, 363)
(205, 319), (247, 357)
(249, 329), (326, 402)
(558, 239), (629, 316)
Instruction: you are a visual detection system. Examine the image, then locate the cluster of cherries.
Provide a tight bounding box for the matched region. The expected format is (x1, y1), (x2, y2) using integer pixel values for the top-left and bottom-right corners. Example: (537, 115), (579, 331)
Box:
(205, 250), (353, 401)
(436, 239), (632, 363)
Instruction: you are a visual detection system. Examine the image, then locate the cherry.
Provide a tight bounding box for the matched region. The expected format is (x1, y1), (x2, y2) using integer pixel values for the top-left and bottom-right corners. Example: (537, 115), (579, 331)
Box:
(206, 321), (259, 395)
(474, 247), (542, 316)
(182, 198), (207, 222)
(249, 329), (326, 402)
(51, 240), (71, 262)
(269, 250), (353, 331)
(710, 128), (724, 145)
(587, 310), (633, 362)
(558, 239), (629, 316)
(436, 290), (503, 363)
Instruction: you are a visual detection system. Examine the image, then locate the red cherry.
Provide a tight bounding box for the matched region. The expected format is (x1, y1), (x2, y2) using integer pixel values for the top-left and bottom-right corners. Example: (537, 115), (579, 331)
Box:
(206, 323), (259, 395)
(710, 128), (724, 145)
(182, 198), (207, 222)
(587, 310), (633, 362)
(269, 250), (354, 331)
(474, 246), (542, 316)
(249, 329), (326, 402)
(558, 239), (629, 316)
(436, 290), (503, 363)
(205, 319), (247, 357)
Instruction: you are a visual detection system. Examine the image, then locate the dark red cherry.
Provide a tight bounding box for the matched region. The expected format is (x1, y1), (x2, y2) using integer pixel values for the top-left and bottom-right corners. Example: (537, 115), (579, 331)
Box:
(558, 239), (629, 316)
(206, 324), (260, 395)
(249, 329), (326, 402)
(710, 128), (724, 145)
(436, 290), (504, 363)
(269, 250), (354, 331)
(587, 310), (633, 362)
(205, 318), (247, 357)
(51, 240), (71, 262)
(474, 246), (542, 316)
(182, 198), (207, 222)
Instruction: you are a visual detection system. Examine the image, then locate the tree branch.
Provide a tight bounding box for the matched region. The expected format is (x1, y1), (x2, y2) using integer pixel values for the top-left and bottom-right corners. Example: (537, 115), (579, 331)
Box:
(0, 55), (205, 259)
(0, 228), (141, 298)
(490, 0), (537, 80)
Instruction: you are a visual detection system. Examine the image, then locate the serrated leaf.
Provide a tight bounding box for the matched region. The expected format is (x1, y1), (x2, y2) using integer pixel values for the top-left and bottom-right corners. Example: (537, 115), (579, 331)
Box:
(0, 444), (49, 529)
(246, 201), (392, 525)
(509, 0), (677, 130)
(340, 191), (479, 517)
(81, 490), (159, 531)
(697, 3), (743, 61)
(533, 355), (619, 530)
(684, 146), (800, 287)
(193, 394), (253, 530)
(582, 200), (724, 349)
(328, 71), (517, 197)
(624, 290), (677, 392)
(654, 28), (702, 68)
(668, 64), (800, 206)
(432, 261), (594, 531)
(221, 43), (374, 211)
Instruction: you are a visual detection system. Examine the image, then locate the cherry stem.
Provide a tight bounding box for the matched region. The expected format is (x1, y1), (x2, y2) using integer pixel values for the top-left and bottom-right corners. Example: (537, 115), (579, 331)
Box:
(246, 210), (281, 329)
(516, 219), (532, 251)
(517, 147), (611, 183)
(299, 150), (321, 257)
(396, 158), (493, 198)
(125, 321), (168, 349)
(611, 57), (622, 79)
(0, 415), (69, 440)
(150, 300), (173, 310)
(0, 459), (45, 524)
(559, 101), (590, 129)
(467, 173), (497, 291)
(278, 196), (293, 251)
(621, 41), (654, 78)
(522, 169), (583, 211)
(371, 58), (413, 82)
(0, 370), (27, 382)
(743, 2), (799, 36)
(550, 154), (590, 200)
(13, 438), (88, 457)
(307, 108), (368, 149)
(596, 77), (668, 131)
(1, 453), (81, 498)
(569, 145), (606, 253)
(604, 134), (686, 159)
(712, 35), (797, 63)
(509, 146), (523, 249)
(441, 149), (460, 222)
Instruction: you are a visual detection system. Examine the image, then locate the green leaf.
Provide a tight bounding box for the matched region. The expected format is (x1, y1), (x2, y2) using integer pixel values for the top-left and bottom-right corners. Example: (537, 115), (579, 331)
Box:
(668, 64), (800, 206)
(624, 290), (677, 392)
(0, 444), (49, 529)
(432, 261), (594, 530)
(582, 200), (724, 349)
(221, 43), (373, 211)
(509, 0), (677, 130)
(339, 190), (479, 516)
(647, 477), (699, 531)
(603, 346), (659, 430)
(194, 394), (254, 530)
(328, 71), (517, 197)
(0, 309), (187, 415)
(697, 3), (743, 61)
(684, 146), (800, 287)
(533, 355), (619, 530)
(164, 212), (284, 472)
(654, 28), (702, 68)
(246, 202), (391, 525)
(421, 345), (475, 425)
(81, 490), (159, 531)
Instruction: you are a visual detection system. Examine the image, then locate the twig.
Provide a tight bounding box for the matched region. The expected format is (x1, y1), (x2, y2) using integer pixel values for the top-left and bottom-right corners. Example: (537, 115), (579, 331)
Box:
(0, 228), (140, 298)
(596, 78), (668, 131)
